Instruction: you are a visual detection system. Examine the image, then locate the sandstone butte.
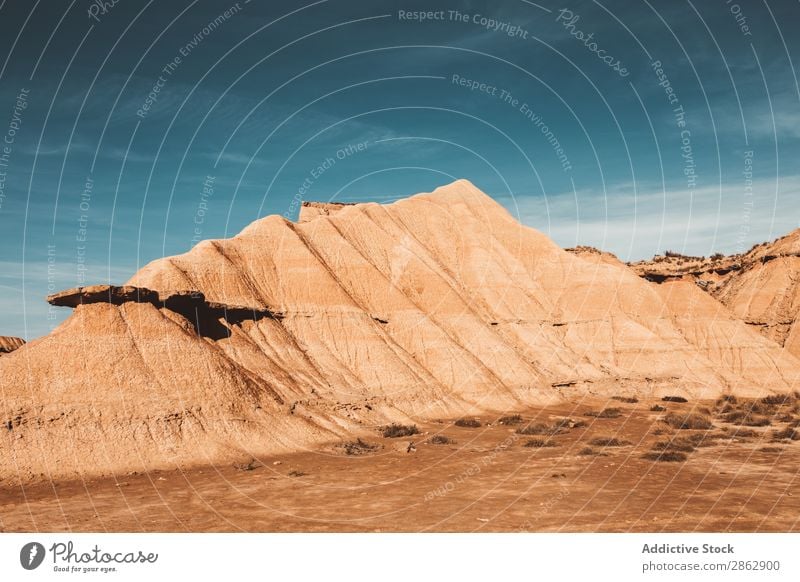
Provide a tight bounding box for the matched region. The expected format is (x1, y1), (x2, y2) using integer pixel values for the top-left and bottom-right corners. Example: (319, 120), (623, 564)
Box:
(1, 179), (799, 483)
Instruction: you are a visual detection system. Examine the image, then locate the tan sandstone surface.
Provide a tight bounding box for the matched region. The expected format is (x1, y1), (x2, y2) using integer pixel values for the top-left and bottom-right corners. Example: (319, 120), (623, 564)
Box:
(1, 180), (799, 484)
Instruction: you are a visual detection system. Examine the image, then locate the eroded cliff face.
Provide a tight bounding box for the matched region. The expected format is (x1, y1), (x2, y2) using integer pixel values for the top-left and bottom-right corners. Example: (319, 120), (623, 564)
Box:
(630, 230), (800, 358)
(2, 180), (799, 482)
(0, 336), (24, 354)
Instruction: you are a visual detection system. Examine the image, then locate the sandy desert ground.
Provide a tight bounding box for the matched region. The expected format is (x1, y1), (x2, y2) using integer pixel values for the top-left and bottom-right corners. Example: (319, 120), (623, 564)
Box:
(2, 397), (797, 532)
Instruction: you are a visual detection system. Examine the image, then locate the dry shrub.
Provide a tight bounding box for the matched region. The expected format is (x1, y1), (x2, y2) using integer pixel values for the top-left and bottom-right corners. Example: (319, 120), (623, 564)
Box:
(662, 396), (688, 403)
(552, 417), (581, 430)
(722, 410), (771, 427)
(740, 400), (774, 415)
(772, 427), (800, 441)
(650, 405), (667, 412)
(652, 438), (695, 453)
(589, 437), (631, 447)
(578, 447), (599, 456)
(454, 418), (481, 428)
(497, 414), (523, 426)
(341, 438), (380, 455)
(611, 396), (638, 403)
(642, 451), (688, 462)
(685, 432), (718, 447)
(761, 394), (797, 406)
(585, 408), (622, 419)
(717, 427), (756, 439)
(381, 424), (419, 438)
(523, 438), (558, 448)
(233, 459), (258, 471)
(516, 422), (564, 436)
(759, 446), (783, 453)
(663, 412), (713, 430)
(428, 435), (454, 445)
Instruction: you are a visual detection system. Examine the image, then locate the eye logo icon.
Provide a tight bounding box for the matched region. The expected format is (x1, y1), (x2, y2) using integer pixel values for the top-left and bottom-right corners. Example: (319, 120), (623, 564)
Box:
(20, 542), (46, 570)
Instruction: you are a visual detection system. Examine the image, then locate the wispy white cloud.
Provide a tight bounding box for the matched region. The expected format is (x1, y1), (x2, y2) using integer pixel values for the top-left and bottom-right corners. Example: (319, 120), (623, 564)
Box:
(497, 175), (800, 260)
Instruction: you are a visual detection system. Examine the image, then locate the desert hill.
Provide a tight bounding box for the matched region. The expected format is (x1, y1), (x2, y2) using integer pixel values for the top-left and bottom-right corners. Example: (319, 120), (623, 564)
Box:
(1, 180), (799, 482)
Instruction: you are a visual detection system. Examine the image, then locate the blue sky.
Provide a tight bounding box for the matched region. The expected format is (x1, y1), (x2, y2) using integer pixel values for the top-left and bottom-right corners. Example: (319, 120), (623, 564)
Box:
(0, 0), (798, 338)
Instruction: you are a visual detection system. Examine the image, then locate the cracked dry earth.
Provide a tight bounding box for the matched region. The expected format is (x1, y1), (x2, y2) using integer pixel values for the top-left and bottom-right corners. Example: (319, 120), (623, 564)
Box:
(2, 398), (798, 532)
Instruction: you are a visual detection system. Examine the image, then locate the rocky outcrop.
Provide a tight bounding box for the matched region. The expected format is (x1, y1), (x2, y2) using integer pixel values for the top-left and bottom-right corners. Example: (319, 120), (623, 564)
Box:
(298, 201), (355, 223)
(631, 231), (800, 357)
(48, 285), (282, 337)
(2, 180), (799, 483)
(0, 336), (24, 354)
(565, 246), (626, 268)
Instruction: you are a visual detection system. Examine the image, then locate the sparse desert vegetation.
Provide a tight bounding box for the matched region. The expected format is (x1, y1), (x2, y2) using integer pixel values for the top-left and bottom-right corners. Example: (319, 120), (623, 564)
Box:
(516, 422), (566, 436)
(589, 437), (631, 447)
(585, 408), (622, 419)
(381, 424), (419, 438)
(454, 418), (482, 428)
(3, 398), (800, 533)
(662, 396), (688, 403)
(339, 438), (381, 455)
(772, 427), (799, 441)
(611, 396), (639, 403)
(662, 412), (713, 430)
(721, 410), (771, 427)
(523, 438), (558, 448)
(652, 438), (696, 453)
(642, 451), (688, 462)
